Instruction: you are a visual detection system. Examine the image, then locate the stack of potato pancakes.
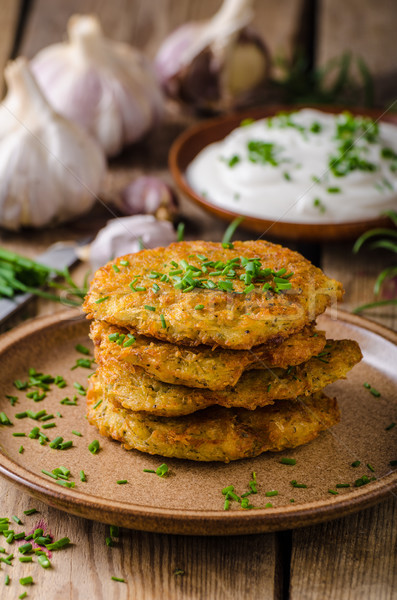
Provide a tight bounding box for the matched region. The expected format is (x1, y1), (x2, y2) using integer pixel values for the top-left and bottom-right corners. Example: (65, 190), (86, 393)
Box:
(83, 240), (362, 463)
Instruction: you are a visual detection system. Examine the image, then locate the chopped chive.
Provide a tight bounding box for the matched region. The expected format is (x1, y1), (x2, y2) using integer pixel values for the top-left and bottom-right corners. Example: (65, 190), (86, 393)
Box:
(93, 399), (102, 409)
(143, 469), (155, 473)
(73, 383), (86, 395)
(14, 532), (26, 540)
(37, 554), (51, 568)
(265, 490), (278, 497)
(19, 593), (27, 599)
(42, 423), (56, 429)
(19, 556), (33, 563)
(6, 395), (17, 406)
(15, 412), (28, 419)
(19, 543), (32, 555)
(106, 537), (114, 547)
(328, 489), (339, 495)
(280, 457), (296, 465)
(4, 574), (9, 585)
(156, 463), (168, 477)
(88, 440), (100, 454)
(176, 222), (185, 242)
(0, 412), (12, 425)
(12, 515), (22, 525)
(49, 437), (63, 449)
(40, 414), (55, 422)
(144, 305), (156, 312)
(367, 463), (375, 472)
(264, 503), (273, 508)
(112, 264), (120, 273)
(116, 480), (128, 485)
(110, 525), (119, 537)
(12, 432), (26, 437)
(385, 422), (396, 430)
(45, 537), (70, 550)
(23, 509), (38, 516)
(152, 283), (160, 293)
(120, 260), (130, 267)
(290, 480), (307, 489)
(95, 296), (110, 303)
(41, 469), (58, 480)
(160, 314), (166, 329)
(72, 430), (82, 437)
(59, 441), (73, 450)
(75, 344), (90, 355)
(79, 470), (87, 482)
(351, 460), (361, 468)
(223, 498), (230, 511)
(123, 335), (136, 348)
(111, 576), (126, 583)
(194, 304), (204, 310)
(336, 483), (350, 488)
(19, 445), (24, 454)
(222, 242), (234, 249)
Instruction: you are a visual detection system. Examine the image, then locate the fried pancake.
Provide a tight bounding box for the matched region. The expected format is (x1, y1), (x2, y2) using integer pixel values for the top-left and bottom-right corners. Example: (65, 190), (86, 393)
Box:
(90, 320), (327, 390)
(87, 375), (340, 462)
(83, 241), (343, 349)
(96, 339), (362, 416)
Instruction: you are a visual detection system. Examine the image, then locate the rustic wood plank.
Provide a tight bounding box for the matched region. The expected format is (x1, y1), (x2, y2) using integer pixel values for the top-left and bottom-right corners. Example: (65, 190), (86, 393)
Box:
(290, 497), (397, 600)
(0, 477), (278, 599)
(322, 242), (397, 331)
(0, 0), (22, 95)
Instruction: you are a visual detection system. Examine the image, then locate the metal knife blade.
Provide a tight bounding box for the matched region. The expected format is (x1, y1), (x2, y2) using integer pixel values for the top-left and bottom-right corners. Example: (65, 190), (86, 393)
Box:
(0, 242), (82, 326)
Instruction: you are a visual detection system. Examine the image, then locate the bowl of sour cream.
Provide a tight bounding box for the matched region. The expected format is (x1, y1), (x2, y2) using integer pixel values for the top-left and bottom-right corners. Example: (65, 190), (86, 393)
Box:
(169, 106), (397, 241)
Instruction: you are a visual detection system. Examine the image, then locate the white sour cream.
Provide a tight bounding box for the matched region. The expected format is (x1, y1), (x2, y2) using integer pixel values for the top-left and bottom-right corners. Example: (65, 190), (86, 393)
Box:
(186, 109), (397, 223)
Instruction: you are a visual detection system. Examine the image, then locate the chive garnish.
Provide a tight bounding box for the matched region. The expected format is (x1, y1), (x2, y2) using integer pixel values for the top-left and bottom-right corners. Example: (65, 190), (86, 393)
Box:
(328, 489), (339, 495)
(19, 576), (33, 585)
(72, 430), (82, 437)
(264, 503), (273, 508)
(6, 395), (17, 406)
(336, 483), (350, 488)
(93, 399), (102, 409)
(95, 296), (110, 304)
(75, 344), (90, 355)
(194, 304), (204, 310)
(0, 412), (12, 425)
(15, 412), (28, 419)
(116, 480), (128, 485)
(19, 445), (24, 454)
(23, 509), (38, 516)
(120, 260), (130, 267)
(143, 469), (155, 473)
(363, 383), (381, 396)
(160, 314), (166, 329)
(41, 469), (58, 480)
(49, 437), (63, 449)
(367, 463), (375, 472)
(144, 305), (156, 312)
(110, 525), (119, 537)
(111, 577), (126, 583)
(265, 490), (278, 497)
(12, 433), (26, 437)
(14, 532), (26, 540)
(12, 515), (22, 525)
(290, 480), (307, 489)
(176, 222), (185, 242)
(385, 422), (396, 430)
(351, 460), (361, 468)
(280, 457), (296, 466)
(19, 556), (33, 562)
(37, 554), (51, 568)
(59, 441), (73, 450)
(222, 216), (244, 244)
(4, 574), (9, 585)
(45, 537), (70, 550)
(42, 423), (56, 429)
(156, 463), (169, 477)
(19, 543), (32, 555)
(19, 593), (27, 599)
(80, 470), (87, 482)
(73, 383), (86, 395)
(88, 440), (100, 454)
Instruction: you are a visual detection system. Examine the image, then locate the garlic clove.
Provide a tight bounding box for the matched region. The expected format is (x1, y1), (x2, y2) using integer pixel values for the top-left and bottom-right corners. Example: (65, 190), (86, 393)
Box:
(31, 14), (164, 157)
(79, 215), (177, 271)
(155, 0), (269, 112)
(0, 58), (105, 231)
(120, 176), (179, 222)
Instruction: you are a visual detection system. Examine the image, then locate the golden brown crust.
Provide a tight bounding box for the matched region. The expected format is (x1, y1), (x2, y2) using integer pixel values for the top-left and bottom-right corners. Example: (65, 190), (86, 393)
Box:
(90, 320), (327, 390)
(83, 241), (343, 349)
(95, 339), (362, 416)
(87, 375), (340, 462)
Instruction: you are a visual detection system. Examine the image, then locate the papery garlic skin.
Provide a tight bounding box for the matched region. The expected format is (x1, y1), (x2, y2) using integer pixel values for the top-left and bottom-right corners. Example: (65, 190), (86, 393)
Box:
(0, 58), (105, 231)
(31, 15), (164, 157)
(155, 0), (269, 112)
(121, 176), (179, 222)
(81, 215), (177, 271)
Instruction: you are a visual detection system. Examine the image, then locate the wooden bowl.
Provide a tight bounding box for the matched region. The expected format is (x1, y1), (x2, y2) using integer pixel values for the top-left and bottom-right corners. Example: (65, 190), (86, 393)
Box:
(169, 105), (396, 242)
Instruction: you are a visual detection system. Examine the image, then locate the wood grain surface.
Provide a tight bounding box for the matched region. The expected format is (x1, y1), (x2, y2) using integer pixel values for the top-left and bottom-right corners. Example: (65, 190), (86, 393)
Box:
(0, 0), (396, 598)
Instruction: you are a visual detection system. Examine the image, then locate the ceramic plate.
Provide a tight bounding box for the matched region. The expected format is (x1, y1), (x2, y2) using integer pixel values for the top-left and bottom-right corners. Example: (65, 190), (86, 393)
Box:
(169, 105), (396, 242)
(0, 309), (395, 535)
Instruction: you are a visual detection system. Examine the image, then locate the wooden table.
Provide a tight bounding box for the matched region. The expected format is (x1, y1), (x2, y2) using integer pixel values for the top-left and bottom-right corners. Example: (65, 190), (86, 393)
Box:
(0, 2), (396, 598)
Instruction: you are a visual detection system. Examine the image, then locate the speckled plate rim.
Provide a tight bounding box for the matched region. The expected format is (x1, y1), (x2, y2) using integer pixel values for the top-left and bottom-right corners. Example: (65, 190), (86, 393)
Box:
(169, 104), (397, 242)
(0, 309), (396, 536)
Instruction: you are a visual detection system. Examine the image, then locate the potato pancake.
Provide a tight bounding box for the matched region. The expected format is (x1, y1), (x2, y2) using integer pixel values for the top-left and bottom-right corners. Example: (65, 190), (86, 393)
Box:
(87, 375), (340, 462)
(95, 339), (362, 416)
(83, 241), (343, 349)
(90, 320), (326, 390)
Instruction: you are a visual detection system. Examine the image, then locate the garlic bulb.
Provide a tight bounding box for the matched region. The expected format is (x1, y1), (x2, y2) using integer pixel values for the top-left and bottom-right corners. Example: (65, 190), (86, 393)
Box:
(78, 215), (177, 271)
(0, 58), (105, 231)
(31, 14), (164, 157)
(155, 0), (269, 112)
(121, 176), (179, 221)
